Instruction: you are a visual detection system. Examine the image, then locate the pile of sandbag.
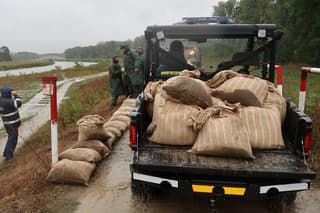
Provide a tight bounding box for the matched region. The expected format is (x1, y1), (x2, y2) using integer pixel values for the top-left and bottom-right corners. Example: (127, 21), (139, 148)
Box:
(145, 70), (286, 160)
(47, 98), (136, 186)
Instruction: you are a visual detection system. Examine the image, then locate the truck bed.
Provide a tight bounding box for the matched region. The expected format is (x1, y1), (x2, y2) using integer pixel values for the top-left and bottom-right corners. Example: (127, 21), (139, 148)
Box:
(133, 144), (316, 181)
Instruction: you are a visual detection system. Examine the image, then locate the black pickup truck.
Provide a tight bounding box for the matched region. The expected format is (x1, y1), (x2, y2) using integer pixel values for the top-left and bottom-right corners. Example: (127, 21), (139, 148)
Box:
(129, 23), (316, 209)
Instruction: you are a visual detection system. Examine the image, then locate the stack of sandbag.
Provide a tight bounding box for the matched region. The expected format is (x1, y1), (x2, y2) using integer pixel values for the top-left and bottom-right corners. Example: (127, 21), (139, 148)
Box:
(147, 75), (213, 145)
(187, 104), (254, 160)
(47, 144), (109, 186)
(146, 70), (287, 159)
(207, 70), (286, 150)
(47, 99), (137, 186)
(103, 98), (136, 147)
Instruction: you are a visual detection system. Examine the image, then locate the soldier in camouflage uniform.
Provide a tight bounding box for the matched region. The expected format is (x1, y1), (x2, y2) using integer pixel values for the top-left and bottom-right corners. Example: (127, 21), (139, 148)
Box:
(108, 56), (124, 108)
(120, 45), (144, 98)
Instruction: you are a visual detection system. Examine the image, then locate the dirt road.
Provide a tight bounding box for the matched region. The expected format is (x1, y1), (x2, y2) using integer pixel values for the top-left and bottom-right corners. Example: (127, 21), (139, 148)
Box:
(59, 131), (320, 213)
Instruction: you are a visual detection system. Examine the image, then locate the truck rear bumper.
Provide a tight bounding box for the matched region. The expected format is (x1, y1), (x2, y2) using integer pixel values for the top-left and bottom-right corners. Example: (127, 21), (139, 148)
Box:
(131, 171), (311, 199)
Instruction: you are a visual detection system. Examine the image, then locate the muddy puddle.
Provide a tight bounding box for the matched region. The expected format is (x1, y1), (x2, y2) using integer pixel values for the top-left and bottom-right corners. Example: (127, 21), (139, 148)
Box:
(69, 131), (320, 213)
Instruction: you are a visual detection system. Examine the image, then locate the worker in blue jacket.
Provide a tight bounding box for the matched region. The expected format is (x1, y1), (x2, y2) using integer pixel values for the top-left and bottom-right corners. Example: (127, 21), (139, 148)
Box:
(0, 86), (22, 160)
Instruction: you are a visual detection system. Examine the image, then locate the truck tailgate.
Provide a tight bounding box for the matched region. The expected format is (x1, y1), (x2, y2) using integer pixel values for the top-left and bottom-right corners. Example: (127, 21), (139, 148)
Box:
(133, 146), (316, 180)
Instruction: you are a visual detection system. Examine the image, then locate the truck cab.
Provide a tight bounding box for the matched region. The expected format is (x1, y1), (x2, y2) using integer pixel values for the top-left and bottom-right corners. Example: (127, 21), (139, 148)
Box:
(129, 21), (316, 210)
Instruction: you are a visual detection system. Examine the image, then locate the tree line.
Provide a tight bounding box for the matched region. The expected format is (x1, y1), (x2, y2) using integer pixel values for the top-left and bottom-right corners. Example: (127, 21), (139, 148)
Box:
(213, 0), (320, 65)
(64, 36), (146, 60)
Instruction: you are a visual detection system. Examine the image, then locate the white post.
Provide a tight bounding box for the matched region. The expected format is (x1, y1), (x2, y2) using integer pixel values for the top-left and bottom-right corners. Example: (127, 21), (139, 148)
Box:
(51, 122), (58, 164)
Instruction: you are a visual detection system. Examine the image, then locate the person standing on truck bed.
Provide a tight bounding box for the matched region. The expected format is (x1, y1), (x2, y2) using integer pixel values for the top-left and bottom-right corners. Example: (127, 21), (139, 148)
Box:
(0, 86), (22, 160)
(108, 56), (124, 109)
(120, 45), (142, 98)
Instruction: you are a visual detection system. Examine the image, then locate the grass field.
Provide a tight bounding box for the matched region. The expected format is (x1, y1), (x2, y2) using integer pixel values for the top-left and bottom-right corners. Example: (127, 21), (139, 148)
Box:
(0, 76), (116, 212)
(0, 60), (54, 71)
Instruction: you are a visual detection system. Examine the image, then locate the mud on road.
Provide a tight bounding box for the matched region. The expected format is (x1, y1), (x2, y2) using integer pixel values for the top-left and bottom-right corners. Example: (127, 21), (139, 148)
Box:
(57, 131), (320, 213)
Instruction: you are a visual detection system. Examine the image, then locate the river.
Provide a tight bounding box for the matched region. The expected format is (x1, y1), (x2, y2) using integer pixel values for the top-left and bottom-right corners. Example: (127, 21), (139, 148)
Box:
(0, 61), (96, 77)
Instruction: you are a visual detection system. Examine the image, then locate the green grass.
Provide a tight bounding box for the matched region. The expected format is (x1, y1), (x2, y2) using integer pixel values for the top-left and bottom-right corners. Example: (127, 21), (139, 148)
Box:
(0, 60), (54, 71)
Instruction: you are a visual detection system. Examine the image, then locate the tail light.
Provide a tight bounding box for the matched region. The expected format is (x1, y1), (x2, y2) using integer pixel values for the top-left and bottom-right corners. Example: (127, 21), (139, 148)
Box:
(129, 125), (137, 147)
(303, 131), (313, 154)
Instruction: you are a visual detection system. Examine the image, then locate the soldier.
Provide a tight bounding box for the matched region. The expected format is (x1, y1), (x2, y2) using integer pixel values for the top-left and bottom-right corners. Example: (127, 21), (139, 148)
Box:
(120, 45), (144, 98)
(108, 56), (124, 109)
(135, 47), (145, 90)
(0, 86), (22, 160)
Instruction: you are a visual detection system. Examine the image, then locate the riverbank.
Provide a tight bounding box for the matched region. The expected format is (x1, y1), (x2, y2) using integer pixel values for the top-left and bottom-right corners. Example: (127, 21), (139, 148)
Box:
(0, 61), (105, 103)
(0, 75), (116, 212)
(0, 60), (54, 71)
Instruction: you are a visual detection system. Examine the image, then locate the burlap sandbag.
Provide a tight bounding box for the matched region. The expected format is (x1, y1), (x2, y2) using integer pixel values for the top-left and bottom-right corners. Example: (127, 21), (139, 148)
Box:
(188, 107), (254, 159)
(47, 159), (96, 186)
(179, 70), (201, 78)
(104, 126), (121, 137)
(212, 96), (226, 106)
(117, 106), (133, 115)
(113, 110), (131, 117)
(148, 91), (201, 145)
(144, 81), (163, 101)
(240, 106), (285, 149)
(105, 132), (116, 148)
(264, 82), (286, 123)
(59, 148), (102, 163)
(206, 70), (240, 88)
(103, 120), (128, 132)
(77, 115), (109, 141)
(110, 114), (130, 126)
(121, 98), (137, 107)
(162, 76), (213, 108)
(72, 140), (111, 158)
(211, 75), (268, 107)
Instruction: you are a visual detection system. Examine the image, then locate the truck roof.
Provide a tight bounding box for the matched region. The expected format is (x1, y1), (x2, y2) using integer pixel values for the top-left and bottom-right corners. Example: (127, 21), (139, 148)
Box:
(145, 24), (278, 39)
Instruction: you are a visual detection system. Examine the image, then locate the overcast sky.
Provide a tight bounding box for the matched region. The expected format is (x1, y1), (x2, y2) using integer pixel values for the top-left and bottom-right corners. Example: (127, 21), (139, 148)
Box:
(0, 0), (219, 54)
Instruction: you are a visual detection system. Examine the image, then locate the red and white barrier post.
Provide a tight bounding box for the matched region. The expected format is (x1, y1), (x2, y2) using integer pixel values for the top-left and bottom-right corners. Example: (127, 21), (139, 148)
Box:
(299, 67), (320, 112)
(42, 76), (58, 165)
(275, 65), (283, 95)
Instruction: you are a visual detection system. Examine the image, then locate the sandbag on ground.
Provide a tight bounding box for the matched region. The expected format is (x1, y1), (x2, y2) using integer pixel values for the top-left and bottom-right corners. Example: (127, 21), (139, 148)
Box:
(47, 159), (96, 186)
(240, 106), (285, 149)
(103, 120), (128, 132)
(148, 90), (201, 145)
(121, 99), (137, 107)
(77, 115), (109, 142)
(72, 140), (111, 158)
(264, 82), (286, 123)
(109, 114), (130, 126)
(162, 76), (213, 108)
(188, 106), (254, 159)
(113, 110), (131, 117)
(117, 106), (133, 114)
(59, 148), (102, 163)
(211, 74), (268, 107)
(105, 132), (116, 148)
(104, 126), (121, 137)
